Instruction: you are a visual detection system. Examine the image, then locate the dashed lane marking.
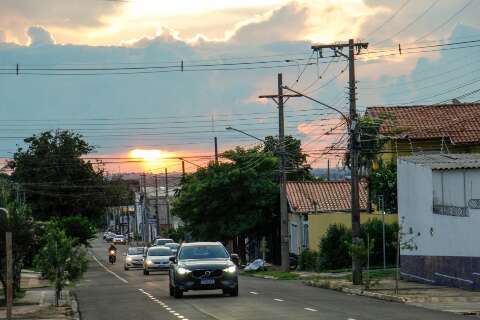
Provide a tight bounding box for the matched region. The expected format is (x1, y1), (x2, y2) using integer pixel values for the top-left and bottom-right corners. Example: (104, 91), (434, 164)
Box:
(274, 298), (284, 302)
(139, 290), (190, 320)
(304, 308), (317, 312)
(91, 255), (128, 283)
(249, 291), (259, 295)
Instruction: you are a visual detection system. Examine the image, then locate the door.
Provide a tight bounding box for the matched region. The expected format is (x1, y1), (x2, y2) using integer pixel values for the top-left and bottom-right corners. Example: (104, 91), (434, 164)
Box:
(290, 223), (298, 254)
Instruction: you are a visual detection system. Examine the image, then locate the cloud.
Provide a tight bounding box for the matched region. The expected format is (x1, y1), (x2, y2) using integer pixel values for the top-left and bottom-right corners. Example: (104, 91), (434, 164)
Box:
(27, 26), (55, 46)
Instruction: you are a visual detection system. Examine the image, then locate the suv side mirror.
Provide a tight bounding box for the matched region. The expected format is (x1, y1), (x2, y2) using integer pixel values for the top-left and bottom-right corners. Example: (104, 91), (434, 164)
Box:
(230, 253), (240, 266)
(169, 256), (176, 263)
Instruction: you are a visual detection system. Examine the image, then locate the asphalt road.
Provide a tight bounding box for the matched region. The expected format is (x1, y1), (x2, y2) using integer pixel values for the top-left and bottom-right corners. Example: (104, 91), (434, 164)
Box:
(75, 238), (464, 320)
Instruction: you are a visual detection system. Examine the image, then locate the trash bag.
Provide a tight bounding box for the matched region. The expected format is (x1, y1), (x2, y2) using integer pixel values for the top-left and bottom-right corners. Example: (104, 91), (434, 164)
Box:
(244, 259), (265, 271)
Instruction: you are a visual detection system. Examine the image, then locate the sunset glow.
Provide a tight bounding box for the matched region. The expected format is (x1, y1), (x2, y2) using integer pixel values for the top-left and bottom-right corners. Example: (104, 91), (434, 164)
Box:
(129, 149), (178, 172)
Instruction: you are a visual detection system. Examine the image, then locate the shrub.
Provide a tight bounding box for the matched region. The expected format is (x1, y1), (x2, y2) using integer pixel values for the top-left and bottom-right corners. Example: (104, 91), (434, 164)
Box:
(298, 249), (318, 271)
(318, 224), (352, 270)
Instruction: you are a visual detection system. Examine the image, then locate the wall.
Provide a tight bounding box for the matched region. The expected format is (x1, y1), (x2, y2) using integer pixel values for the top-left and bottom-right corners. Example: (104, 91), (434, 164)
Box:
(306, 212), (398, 251)
(398, 159), (480, 289)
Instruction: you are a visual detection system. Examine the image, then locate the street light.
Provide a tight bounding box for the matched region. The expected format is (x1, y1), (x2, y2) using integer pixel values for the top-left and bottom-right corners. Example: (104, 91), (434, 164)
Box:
(225, 127), (265, 143)
(0, 207), (12, 320)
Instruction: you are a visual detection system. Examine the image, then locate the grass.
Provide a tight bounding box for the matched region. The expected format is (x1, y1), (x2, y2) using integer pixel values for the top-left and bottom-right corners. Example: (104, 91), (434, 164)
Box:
(242, 270), (300, 280)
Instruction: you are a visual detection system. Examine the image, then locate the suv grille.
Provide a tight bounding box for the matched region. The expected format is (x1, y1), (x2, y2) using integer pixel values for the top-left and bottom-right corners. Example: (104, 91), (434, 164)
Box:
(192, 269), (223, 278)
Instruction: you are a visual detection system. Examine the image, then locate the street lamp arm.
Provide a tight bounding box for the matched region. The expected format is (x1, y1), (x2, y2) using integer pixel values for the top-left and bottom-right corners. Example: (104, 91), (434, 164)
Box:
(225, 127), (265, 143)
(282, 85), (350, 123)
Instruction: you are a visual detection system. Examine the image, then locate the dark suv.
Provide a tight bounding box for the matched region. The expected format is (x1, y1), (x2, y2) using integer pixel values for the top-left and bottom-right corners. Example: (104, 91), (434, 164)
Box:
(169, 242), (239, 298)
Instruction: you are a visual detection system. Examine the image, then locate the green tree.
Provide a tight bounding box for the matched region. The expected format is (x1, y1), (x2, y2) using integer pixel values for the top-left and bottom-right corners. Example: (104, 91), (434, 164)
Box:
(55, 216), (96, 247)
(318, 224), (352, 270)
(172, 146), (278, 242)
(264, 135), (313, 180)
(7, 130), (108, 221)
(370, 163), (397, 213)
(0, 182), (35, 299)
(34, 224), (87, 306)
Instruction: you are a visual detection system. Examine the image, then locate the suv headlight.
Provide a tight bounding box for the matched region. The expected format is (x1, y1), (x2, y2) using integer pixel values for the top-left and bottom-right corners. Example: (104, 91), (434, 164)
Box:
(126, 256), (132, 262)
(223, 265), (237, 273)
(177, 267), (191, 275)
(146, 260), (153, 265)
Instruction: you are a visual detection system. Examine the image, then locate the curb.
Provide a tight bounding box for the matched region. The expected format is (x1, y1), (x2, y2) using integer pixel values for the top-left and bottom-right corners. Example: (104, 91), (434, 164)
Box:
(304, 280), (407, 303)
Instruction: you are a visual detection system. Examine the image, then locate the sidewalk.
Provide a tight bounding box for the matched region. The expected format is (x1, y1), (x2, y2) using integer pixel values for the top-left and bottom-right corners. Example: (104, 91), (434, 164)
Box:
(0, 271), (79, 319)
(301, 271), (480, 316)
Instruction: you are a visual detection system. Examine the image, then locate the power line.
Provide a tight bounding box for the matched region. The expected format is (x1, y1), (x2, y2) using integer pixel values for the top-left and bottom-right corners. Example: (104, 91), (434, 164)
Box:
(364, 0), (412, 39)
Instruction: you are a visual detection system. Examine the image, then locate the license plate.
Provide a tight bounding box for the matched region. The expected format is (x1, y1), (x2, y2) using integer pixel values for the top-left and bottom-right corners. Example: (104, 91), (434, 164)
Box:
(201, 279), (215, 285)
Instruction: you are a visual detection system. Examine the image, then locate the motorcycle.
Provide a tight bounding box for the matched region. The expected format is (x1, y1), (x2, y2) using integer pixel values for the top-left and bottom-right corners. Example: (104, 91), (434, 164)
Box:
(109, 250), (117, 264)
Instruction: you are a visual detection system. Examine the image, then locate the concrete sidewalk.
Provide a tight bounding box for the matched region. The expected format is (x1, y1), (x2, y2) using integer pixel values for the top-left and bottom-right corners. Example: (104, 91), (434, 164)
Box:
(303, 274), (480, 316)
(0, 271), (79, 319)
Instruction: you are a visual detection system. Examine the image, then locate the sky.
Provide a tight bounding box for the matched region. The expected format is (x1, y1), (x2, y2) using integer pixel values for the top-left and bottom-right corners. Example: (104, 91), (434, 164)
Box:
(1, 0), (480, 174)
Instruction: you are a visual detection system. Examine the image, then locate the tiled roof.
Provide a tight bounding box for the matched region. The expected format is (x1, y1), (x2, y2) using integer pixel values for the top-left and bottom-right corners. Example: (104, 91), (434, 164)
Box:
(399, 153), (480, 170)
(366, 103), (480, 145)
(286, 181), (368, 214)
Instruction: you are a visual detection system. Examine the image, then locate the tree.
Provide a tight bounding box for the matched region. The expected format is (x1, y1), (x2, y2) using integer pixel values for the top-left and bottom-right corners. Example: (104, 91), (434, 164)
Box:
(0, 182), (35, 299)
(54, 216), (96, 247)
(370, 163), (397, 213)
(34, 224), (87, 306)
(264, 135), (313, 180)
(7, 130), (108, 221)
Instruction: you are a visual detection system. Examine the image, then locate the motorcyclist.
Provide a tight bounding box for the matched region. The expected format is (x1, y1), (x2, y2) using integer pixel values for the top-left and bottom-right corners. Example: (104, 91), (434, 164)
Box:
(108, 244), (117, 264)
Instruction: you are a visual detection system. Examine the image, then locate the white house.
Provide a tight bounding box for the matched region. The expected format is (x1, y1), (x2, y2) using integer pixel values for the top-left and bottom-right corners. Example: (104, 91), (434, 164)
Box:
(398, 154), (480, 289)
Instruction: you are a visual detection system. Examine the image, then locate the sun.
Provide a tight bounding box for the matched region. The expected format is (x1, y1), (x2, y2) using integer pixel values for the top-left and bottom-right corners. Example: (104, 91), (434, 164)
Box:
(130, 149), (177, 172)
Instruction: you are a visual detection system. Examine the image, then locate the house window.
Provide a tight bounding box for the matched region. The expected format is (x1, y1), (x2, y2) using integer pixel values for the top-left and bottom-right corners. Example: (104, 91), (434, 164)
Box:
(432, 170), (468, 217)
(290, 223), (298, 254)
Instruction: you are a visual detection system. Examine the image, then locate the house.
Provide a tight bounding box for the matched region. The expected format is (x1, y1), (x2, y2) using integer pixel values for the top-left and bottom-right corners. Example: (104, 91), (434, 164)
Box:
(366, 103), (480, 163)
(398, 154), (480, 289)
(286, 181), (397, 254)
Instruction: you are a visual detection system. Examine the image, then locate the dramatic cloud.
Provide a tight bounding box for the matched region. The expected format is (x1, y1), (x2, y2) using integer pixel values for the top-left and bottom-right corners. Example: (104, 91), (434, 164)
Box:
(27, 26), (55, 46)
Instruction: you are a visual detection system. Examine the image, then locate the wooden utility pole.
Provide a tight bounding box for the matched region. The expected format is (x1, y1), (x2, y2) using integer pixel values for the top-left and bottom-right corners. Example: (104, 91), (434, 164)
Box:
(155, 175), (160, 236)
(214, 137), (219, 165)
(311, 39), (368, 285)
(1, 207), (12, 320)
(141, 173), (148, 245)
(327, 159), (330, 181)
(259, 73), (302, 272)
(181, 160), (185, 177)
(165, 168), (171, 228)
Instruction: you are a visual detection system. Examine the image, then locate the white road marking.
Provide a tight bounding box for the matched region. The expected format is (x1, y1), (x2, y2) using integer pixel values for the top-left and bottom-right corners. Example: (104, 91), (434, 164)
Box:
(140, 290), (190, 320)
(174, 313), (180, 316)
(249, 291), (259, 295)
(274, 298), (284, 302)
(347, 318), (356, 320)
(304, 308), (317, 312)
(91, 255), (128, 283)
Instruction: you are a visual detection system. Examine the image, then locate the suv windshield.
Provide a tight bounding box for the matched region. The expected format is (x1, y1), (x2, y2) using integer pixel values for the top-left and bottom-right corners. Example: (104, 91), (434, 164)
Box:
(127, 247), (144, 255)
(178, 245), (229, 260)
(148, 248), (172, 256)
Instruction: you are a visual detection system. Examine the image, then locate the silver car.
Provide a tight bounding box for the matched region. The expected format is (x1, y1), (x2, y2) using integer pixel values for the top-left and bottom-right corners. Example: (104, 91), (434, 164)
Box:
(143, 246), (173, 275)
(124, 247), (145, 270)
(164, 243), (180, 255)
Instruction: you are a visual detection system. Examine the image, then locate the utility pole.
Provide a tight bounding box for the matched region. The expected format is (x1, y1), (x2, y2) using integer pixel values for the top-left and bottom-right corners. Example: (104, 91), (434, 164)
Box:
(141, 173), (148, 245)
(181, 160), (185, 177)
(311, 39), (368, 285)
(165, 168), (171, 228)
(259, 73), (302, 272)
(327, 159), (330, 181)
(1, 208), (12, 320)
(155, 175), (160, 236)
(214, 137), (219, 165)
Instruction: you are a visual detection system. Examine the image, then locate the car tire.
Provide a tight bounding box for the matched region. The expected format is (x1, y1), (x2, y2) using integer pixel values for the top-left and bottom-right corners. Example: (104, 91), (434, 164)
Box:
(169, 284), (174, 297)
(173, 287), (183, 299)
(229, 286), (239, 297)
(124, 266), (129, 271)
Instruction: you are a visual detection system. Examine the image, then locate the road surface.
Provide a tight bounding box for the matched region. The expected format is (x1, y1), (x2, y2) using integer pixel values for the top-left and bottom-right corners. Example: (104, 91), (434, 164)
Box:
(75, 238), (463, 320)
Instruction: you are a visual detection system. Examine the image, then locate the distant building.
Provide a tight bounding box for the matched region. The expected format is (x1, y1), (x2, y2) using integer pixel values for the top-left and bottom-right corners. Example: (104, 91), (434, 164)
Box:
(286, 181), (397, 254)
(398, 154), (480, 289)
(366, 103), (480, 163)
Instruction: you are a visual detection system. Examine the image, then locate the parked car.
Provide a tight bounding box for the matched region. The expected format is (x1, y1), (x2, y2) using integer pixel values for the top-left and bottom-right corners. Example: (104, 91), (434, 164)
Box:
(143, 246), (173, 275)
(124, 246), (145, 270)
(105, 232), (115, 242)
(113, 235), (126, 245)
(153, 238), (174, 246)
(169, 242), (239, 298)
(164, 243), (180, 255)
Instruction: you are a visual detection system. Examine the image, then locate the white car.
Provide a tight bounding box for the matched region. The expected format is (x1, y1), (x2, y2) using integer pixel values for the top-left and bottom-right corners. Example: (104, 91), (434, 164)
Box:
(153, 238), (174, 246)
(143, 246), (173, 275)
(124, 247), (145, 270)
(113, 235), (126, 245)
(165, 243), (180, 255)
